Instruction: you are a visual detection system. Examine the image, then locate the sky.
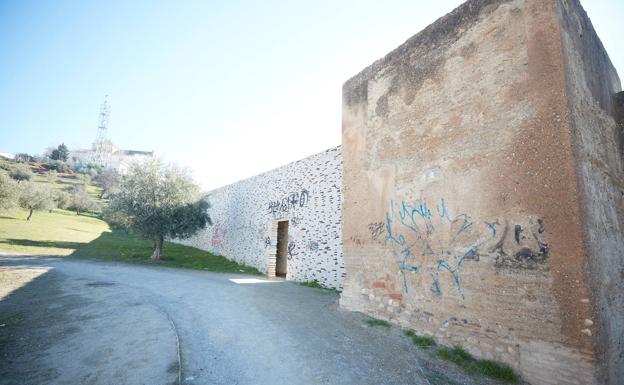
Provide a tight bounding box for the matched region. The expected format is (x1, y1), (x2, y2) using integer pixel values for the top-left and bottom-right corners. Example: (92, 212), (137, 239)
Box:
(1, 1), (623, 190)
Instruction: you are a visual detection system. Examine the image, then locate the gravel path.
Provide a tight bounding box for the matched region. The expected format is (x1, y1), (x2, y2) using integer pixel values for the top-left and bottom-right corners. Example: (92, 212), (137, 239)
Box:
(0, 255), (503, 385)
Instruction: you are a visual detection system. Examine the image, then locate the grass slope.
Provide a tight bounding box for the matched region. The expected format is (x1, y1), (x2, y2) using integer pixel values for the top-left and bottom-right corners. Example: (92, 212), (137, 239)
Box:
(0, 208), (259, 274)
(72, 231), (260, 274)
(0, 208), (106, 256)
(1, 159), (258, 274)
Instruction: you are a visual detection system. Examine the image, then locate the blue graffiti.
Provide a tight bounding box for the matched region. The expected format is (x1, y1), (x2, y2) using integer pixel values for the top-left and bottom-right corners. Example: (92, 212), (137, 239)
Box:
(384, 197), (499, 298)
(399, 261), (420, 293)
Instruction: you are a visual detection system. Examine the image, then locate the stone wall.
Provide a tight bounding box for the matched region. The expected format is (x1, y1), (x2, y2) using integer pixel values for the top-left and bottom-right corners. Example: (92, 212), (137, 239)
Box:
(558, 1), (624, 383)
(177, 146), (344, 289)
(340, 0), (621, 383)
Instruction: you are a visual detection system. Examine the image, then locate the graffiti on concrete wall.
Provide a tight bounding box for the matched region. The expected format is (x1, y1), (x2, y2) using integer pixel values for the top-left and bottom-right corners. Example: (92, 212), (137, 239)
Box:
(268, 189), (310, 217)
(211, 222), (228, 255)
(308, 240), (319, 252)
(491, 220), (549, 269)
(368, 222), (385, 240)
(287, 242), (298, 260)
(381, 197), (549, 298)
(384, 197), (496, 298)
(174, 146), (344, 289)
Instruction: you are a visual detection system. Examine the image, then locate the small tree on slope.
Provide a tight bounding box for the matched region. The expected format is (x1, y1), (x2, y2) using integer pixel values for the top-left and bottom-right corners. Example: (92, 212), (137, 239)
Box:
(105, 160), (211, 260)
(96, 169), (120, 199)
(0, 171), (19, 212)
(68, 185), (98, 215)
(18, 182), (55, 220)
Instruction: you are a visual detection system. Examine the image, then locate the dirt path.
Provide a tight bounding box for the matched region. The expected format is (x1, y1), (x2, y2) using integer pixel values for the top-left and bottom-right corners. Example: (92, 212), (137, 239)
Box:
(0, 256), (504, 385)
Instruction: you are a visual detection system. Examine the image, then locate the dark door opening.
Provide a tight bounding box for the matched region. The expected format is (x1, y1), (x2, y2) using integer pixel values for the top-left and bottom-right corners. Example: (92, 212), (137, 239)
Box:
(275, 221), (289, 277)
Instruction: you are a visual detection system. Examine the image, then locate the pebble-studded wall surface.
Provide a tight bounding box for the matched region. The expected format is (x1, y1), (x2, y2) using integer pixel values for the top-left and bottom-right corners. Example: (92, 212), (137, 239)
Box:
(175, 146), (344, 288)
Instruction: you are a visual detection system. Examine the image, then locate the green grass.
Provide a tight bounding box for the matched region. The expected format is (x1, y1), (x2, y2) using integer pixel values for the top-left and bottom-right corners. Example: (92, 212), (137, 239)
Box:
(0, 208), (108, 256)
(365, 318), (391, 329)
(435, 346), (518, 383)
(71, 230), (261, 274)
(300, 280), (324, 289)
(0, 159), (258, 274)
(404, 330), (436, 348)
(298, 280), (342, 293)
(0, 208), (260, 274)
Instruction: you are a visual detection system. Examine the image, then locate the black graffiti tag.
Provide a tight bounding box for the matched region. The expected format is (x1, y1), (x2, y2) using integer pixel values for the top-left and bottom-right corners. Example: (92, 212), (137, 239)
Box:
(287, 242), (298, 260)
(368, 222), (385, 240)
(267, 189), (310, 215)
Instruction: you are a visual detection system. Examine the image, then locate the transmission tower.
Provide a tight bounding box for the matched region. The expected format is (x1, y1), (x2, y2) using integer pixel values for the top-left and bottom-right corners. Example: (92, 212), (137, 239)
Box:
(91, 95), (113, 166)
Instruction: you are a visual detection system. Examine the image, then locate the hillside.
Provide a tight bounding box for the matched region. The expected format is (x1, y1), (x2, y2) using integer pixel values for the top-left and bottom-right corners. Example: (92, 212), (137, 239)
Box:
(0, 158), (259, 274)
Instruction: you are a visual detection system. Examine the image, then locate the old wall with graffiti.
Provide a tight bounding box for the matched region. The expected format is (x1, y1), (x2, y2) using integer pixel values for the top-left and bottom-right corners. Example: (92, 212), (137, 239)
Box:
(340, 1), (618, 384)
(175, 146), (344, 288)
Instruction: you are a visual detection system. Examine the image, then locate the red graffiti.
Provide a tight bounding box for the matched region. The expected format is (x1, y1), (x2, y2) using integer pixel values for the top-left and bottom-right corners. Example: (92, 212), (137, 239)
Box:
(211, 223), (228, 248)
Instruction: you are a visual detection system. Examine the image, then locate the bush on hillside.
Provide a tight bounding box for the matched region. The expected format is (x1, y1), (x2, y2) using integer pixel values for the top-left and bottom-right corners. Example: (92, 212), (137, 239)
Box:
(0, 171), (19, 212)
(46, 160), (71, 173)
(46, 170), (59, 184)
(14, 153), (35, 163)
(53, 189), (71, 210)
(9, 166), (34, 182)
(68, 185), (99, 215)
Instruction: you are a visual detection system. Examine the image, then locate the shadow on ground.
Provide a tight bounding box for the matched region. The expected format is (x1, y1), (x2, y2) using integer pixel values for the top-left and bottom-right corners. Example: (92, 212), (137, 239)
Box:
(0, 259), (179, 385)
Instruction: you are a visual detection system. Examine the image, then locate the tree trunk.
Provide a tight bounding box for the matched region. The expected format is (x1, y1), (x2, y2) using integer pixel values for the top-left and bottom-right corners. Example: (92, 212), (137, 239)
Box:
(151, 236), (164, 260)
(26, 208), (33, 221)
(99, 190), (105, 199)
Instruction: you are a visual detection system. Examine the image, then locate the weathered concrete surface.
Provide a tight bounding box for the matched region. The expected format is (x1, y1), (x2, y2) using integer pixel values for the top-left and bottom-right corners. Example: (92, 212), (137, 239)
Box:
(340, 0), (622, 384)
(558, 1), (624, 384)
(0, 256), (509, 385)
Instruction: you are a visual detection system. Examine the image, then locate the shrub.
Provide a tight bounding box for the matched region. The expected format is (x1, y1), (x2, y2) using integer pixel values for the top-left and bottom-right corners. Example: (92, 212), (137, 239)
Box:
(68, 185), (98, 214)
(14, 153), (35, 163)
(0, 171), (19, 211)
(9, 166), (34, 182)
(46, 160), (71, 173)
(46, 170), (59, 184)
(53, 190), (71, 210)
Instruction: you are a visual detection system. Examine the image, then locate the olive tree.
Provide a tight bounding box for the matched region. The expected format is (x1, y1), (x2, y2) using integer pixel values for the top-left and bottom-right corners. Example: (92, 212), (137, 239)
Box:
(53, 189), (71, 210)
(105, 160), (211, 260)
(0, 171), (19, 212)
(18, 182), (55, 220)
(68, 185), (98, 215)
(95, 169), (120, 198)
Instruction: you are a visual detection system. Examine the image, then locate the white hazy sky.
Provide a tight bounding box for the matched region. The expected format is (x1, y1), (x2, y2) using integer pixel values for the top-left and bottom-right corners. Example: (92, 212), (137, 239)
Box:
(1, 1), (622, 190)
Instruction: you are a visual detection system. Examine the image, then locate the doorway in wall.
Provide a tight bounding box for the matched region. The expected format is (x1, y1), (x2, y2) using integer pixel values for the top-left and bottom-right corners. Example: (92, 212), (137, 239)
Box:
(275, 221), (289, 277)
